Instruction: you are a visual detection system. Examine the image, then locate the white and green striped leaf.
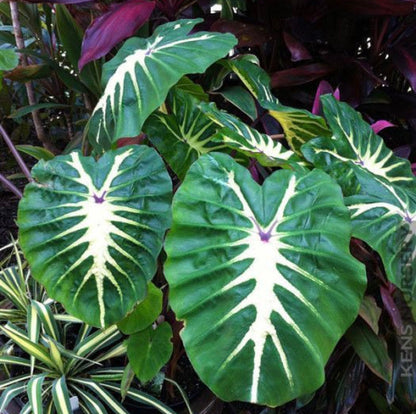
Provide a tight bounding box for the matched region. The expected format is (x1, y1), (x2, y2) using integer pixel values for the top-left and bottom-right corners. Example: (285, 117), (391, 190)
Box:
(72, 386), (108, 414)
(302, 95), (416, 307)
(102, 383), (176, 414)
(0, 323), (56, 370)
(200, 102), (300, 167)
(18, 146), (172, 327)
(32, 301), (61, 342)
(0, 383), (27, 412)
(0, 374), (32, 391)
(87, 18), (237, 151)
(28, 374), (46, 414)
(72, 379), (129, 414)
(0, 266), (28, 311)
(144, 87), (219, 180)
(165, 152), (366, 406)
(28, 302), (41, 375)
(52, 377), (72, 414)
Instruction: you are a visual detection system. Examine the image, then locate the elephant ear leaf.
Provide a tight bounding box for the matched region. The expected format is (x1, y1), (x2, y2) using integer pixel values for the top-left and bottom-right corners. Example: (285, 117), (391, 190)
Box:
(165, 152), (366, 406)
(302, 95), (416, 310)
(18, 146), (172, 328)
(88, 18), (237, 152)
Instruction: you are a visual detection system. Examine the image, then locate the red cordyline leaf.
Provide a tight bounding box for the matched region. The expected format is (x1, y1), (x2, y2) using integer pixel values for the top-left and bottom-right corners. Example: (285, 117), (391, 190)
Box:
(24, 0), (92, 3)
(79, 0), (155, 71)
(329, 0), (416, 15)
(283, 31), (311, 62)
(270, 63), (333, 88)
(391, 45), (416, 92)
(371, 120), (395, 134)
(312, 80), (333, 115)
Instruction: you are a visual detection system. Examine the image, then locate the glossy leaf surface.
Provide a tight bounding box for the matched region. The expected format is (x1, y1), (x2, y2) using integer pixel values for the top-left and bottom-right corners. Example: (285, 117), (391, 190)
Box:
(165, 152), (366, 406)
(303, 95), (416, 306)
(200, 102), (300, 167)
(88, 19), (236, 151)
(18, 146), (172, 327)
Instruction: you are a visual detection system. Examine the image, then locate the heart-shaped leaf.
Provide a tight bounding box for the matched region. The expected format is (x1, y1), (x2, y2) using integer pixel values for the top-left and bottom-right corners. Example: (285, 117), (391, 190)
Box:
(165, 152), (366, 406)
(127, 322), (173, 383)
(18, 146), (172, 327)
(88, 19), (237, 152)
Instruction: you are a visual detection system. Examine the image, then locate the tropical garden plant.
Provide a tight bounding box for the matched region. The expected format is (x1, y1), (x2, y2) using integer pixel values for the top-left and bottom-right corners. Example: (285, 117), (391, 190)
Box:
(0, 0), (415, 413)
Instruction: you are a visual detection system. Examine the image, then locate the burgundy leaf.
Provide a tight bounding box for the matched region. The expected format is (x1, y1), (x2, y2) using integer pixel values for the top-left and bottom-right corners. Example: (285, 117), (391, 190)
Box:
(79, 0), (155, 71)
(391, 45), (416, 92)
(412, 162), (416, 175)
(270, 63), (333, 88)
(24, 0), (92, 3)
(371, 120), (395, 134)
(380, 286), (403, 332)
(210, 19), (272, 48)
(328, 0), (416, 16)
(283, 31), (312, 62)
(312, 80), (333, 114)
(393, 145), (411, 159)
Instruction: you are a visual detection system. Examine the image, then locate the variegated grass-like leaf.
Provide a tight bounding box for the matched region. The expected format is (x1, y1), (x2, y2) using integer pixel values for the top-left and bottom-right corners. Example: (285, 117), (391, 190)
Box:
(302, 95), (416, 308)
(88, 18), (237, 151)
(18, 146), (172, 327)
(165, 152), (366, 406)
(200, 102), (301, 167)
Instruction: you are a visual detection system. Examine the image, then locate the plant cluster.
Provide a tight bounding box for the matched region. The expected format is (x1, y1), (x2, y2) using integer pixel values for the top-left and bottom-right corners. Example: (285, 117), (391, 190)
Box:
(0, 1), (415, 413)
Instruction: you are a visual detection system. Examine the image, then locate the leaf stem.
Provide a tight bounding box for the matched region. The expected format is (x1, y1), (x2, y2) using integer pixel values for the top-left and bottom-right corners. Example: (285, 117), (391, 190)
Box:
(0, 172), (22, 199)
(0, 123), (33, 182)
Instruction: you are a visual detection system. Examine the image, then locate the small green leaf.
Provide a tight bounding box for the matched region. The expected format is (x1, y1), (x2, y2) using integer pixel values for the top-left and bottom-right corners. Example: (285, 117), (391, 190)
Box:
(346, 320), (392, 383)
(120, 363), (135, 400)
(118, 283), (163, 335)
(16, 144), (55, 161)
(359, 296), (382, 334)
(219, 86), (257, 120)
(10, 103), (70, 119)
(175, 76), (208, 102)
(127, 322), (173, 383)
(0, 49), (18, 71)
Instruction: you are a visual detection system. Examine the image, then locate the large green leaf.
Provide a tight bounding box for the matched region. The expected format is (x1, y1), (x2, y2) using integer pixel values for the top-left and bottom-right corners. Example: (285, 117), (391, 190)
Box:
(302, 95), (416, 307)
(200, 102), (300, 167)
(165, 152), (366, 406)
(144, 88), (219, 180)
(18, 146), (172, 327)
(88, 19), (237, 151)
